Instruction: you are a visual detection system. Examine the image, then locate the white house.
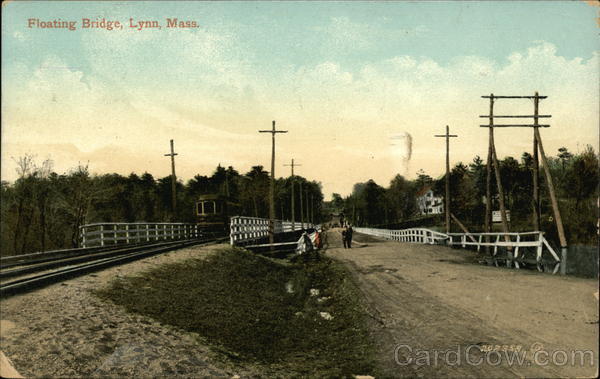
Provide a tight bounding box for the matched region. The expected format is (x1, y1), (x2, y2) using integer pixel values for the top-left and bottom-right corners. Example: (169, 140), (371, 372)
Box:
(416, 186), (444, 215)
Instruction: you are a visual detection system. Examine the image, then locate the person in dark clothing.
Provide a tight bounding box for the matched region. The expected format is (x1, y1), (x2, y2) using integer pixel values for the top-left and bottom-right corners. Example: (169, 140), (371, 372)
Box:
(342, 229), (348, 248)
(345, 225), (353, 249)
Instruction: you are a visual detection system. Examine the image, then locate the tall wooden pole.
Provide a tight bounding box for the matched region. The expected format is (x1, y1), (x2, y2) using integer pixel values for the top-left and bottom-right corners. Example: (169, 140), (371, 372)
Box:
(299, 180), (304, 229)
(164, 139), (178, 221)
(284, 159), (301, 231)
(487, 95), (512, 264)
(532, 92), (541, 231)
(291, 160), (295, 229)
(534, 128), (568, 274)
(259, 121), (288, 248)
(485, 131), (493, 252)
(434, 125), (457, 235)
(484, 95), (495, 254)
(305, 190), (309, 226)
(310, 193), (314, 224)
(445, 127), (450, 234)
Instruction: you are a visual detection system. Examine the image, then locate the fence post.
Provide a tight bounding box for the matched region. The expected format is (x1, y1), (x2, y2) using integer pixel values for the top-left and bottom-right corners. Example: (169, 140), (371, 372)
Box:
(126, 224), (130, 244)
(514, 234), (521, 262)
(80, 225), (86, 248)
(536, 232), (543, 271)
(461, 234), (466, 248)
(506, 234), (513, 268)
(100, 225), (105, 247)
(493, 235), (499, 256)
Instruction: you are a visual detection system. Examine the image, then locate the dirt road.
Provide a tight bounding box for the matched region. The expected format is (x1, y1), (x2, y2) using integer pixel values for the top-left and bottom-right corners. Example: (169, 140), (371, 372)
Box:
(326, 229), (599, 378)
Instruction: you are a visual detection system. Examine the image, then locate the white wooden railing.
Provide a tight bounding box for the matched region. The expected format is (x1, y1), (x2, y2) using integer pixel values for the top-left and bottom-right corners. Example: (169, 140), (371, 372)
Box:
(354, 227), (561, 273)
(354, 227), (448, 244)
(446, 231), (560, 272)
(79, 222), (200, 248)
(230, 216), (317, 245)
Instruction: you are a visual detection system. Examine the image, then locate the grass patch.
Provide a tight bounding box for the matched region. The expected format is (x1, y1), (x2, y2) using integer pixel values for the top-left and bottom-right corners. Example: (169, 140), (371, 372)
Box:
(94, 248), (377, 377)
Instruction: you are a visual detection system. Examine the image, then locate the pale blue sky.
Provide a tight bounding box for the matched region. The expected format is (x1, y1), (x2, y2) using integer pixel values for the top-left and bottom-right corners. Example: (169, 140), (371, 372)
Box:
(3, 1), (598, 81)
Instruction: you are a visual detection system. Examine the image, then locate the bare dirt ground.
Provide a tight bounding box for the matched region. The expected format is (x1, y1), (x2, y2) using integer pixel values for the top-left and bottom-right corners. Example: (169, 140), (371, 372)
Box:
(0, 243), (253, 378)
(326, 229), (599, 378)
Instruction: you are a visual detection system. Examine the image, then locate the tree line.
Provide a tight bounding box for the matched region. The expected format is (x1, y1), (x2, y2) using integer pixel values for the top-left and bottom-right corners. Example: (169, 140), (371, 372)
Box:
(329, 146), (598, 247)
(1, 157), (323, 256)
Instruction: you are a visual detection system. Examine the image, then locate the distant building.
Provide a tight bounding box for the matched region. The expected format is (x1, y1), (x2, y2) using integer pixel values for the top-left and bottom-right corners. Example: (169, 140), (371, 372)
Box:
(416, 186), (444, 215)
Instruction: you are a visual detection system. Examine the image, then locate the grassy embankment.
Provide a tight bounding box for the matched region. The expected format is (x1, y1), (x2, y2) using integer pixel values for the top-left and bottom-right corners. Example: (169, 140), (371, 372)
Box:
(95, 248), (377, 377)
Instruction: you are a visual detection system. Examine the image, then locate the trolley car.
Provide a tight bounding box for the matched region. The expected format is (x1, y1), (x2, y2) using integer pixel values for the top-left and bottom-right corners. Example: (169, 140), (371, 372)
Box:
(195, 194), (240, 233)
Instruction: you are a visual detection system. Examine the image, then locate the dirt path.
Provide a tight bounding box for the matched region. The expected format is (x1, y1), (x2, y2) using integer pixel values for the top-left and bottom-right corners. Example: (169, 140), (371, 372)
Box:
(0, 244), (247, 378)
(326, 229), (599, 378)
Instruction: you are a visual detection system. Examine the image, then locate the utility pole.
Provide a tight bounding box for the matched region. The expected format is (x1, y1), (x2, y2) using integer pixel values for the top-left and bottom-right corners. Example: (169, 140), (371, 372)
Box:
(532, 93), (541, 231)
(305, 190), (309, 226)
(484, 97), (494, 254)
(310, 193), (314, 224)
(534, 126), (567, 273)
(434, 125), (458, 235)
(480, 93), (566, 273)
(164, 139), (178, 221)
(299, 180), (304, 229)
(481, 94), (512, 264)
(484, 126), (493, 253)
(259, 121), (288, 248)
(284, 159), (301, 231)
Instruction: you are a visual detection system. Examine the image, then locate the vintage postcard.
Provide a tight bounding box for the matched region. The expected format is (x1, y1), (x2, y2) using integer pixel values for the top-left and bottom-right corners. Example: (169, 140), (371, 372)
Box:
(1, 1), (598, 377)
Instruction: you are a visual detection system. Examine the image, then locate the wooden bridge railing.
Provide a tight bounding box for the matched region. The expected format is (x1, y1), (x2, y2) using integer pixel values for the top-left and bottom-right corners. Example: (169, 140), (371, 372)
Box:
(446, 231), (561, 272)
(354, 227), (561, 273)
(79, 222), (200, 248)
(354, 227), (448, 244)
(230, 216), (317, 246)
